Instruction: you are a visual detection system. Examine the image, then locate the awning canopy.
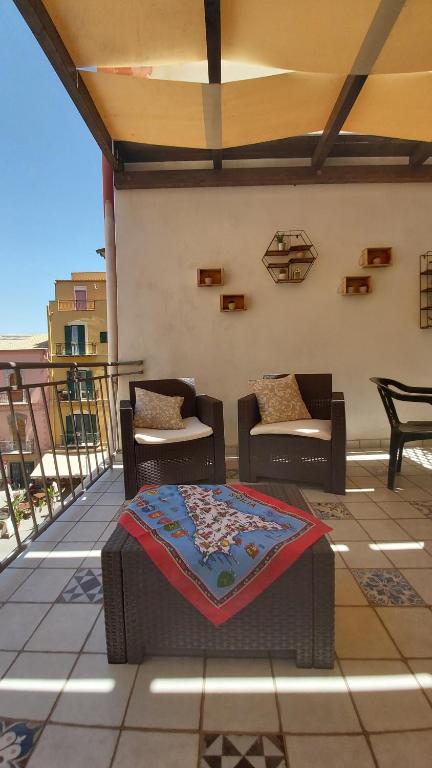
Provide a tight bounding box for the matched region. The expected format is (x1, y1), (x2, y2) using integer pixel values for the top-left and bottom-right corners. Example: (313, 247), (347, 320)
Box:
(31, 451), (107, 479)
(14, 1), (432, 179)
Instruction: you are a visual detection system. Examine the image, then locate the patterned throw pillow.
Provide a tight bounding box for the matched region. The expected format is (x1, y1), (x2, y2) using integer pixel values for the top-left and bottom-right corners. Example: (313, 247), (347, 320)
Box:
(133, 389), (185, 430)
(253, 375), (311, 424)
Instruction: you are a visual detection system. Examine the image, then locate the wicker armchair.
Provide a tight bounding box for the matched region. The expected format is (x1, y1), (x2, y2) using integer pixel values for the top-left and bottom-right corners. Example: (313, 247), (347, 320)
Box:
(121, 379), (226, 498)
(238, 374), (346, 494)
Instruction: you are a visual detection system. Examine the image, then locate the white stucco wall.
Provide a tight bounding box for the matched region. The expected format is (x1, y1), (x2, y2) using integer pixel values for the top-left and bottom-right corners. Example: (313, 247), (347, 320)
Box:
(115, 183), (432, 446)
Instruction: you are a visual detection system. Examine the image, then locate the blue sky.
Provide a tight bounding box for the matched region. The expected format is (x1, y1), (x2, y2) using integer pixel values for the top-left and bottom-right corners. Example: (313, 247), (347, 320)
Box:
(1, 2), (104, 334)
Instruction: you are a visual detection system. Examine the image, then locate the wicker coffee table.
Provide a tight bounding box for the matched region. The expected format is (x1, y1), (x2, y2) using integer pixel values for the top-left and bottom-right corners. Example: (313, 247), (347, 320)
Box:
(101, 483), (335, 668)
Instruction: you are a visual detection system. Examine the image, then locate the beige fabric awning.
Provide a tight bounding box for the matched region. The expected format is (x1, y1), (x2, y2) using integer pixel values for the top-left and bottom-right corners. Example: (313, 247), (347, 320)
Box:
(31, 451), (107, 479)
(36, 0), (432, 148)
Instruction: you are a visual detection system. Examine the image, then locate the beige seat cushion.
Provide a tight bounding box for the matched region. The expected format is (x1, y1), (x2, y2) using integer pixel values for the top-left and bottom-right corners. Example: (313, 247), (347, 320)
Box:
(133, 388), (184, 430)
(253, 374), (311, 424)
(250, 419), (332, 441)
(134, 416), (213, 445)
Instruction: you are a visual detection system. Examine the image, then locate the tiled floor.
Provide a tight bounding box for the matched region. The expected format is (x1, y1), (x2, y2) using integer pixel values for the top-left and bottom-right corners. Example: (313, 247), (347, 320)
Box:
(0, 450), (431, 767)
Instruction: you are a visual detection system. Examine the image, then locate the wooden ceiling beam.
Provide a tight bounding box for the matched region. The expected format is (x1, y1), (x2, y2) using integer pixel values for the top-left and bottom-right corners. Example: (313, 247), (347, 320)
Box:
(204, 0), (222, 170)
(409, 142), (432, 167)
(115, 164), (432, 190)
(13, 0), (121, 171)
(311, 0), (406, 171)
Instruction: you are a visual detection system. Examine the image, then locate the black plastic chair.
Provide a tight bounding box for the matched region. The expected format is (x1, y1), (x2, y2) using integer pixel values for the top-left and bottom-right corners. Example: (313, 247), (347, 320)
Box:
(370, 377), (432, 489)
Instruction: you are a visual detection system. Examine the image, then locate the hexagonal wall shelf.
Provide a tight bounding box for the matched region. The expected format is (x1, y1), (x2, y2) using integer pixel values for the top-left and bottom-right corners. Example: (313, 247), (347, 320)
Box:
(262, 229), (317, 284)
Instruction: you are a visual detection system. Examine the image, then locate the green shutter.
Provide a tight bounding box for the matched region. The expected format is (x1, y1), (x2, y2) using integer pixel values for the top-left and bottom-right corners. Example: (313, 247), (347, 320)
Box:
(67, 371), (76, 400)
(77, 324), (85, 355)
(85, 370), (94, 400)
(65, 414), (74, 445)
(64, 325), (72, 356)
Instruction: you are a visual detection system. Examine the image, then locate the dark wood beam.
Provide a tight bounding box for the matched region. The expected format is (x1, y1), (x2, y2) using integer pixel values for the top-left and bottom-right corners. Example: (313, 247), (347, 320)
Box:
(311, 0), (406, 170)
(409, 142), (432, 167)
(115, 134), (417, 164)
(204, 0), (221, 169)
(311, 75), (368, 170)
(13, 0), (120, 171)
(115, 164), (432, 190)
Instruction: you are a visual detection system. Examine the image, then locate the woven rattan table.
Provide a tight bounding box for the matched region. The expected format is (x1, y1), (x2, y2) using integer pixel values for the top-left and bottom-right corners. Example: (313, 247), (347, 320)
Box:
(101, 483), (335, 668)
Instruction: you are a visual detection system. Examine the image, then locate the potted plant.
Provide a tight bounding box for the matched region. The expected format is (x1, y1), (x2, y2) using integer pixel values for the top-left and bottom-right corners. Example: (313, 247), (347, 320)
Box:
(276, 233), (285, 251)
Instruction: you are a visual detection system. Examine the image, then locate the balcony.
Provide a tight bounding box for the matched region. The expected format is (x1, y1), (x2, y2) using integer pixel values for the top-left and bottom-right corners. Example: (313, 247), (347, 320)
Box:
(0, 438), (34, 453)
(55, 342), (98, 356)
(60, 431), (100, 447)
(57, 299), (96, 311)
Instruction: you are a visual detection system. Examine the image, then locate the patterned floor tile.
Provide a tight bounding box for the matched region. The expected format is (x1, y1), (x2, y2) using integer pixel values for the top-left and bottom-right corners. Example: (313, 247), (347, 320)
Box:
(0, 717), (42, 767)
(201, 733), (287, 767)
(311, 502), (352, 520)
(352, 568), (425, 606)
(57, 568), (103, 603)
(410, 501), (432, 517)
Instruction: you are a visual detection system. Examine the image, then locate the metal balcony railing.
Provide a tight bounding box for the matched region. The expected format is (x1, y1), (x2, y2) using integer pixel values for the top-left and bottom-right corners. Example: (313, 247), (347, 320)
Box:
(55, 342), (98, 356)
(0, 359), (143, 569)
(0, 439), (34, 453)
(57, 300), (96, 311)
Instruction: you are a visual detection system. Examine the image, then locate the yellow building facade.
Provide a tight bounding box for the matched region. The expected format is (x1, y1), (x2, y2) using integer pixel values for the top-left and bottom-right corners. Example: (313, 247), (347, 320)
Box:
(47, 272), (109, 454)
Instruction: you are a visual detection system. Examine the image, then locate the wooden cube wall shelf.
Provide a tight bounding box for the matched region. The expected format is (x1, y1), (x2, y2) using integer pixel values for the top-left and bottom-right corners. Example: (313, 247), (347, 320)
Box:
(220, 294), (246, 311)
(360, 247), (392, 267)
(197, 268), (224, 287)
(341, 276), (372, 295)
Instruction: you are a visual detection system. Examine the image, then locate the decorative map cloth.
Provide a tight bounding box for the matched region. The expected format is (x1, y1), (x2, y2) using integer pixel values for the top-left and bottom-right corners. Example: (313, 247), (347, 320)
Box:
(119, 484), (332, 625)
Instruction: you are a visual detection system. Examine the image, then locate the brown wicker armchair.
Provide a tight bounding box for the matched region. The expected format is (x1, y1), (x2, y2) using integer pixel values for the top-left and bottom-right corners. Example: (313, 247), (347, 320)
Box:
(121, 379), (226, 498)
(238, 374), (346, 494)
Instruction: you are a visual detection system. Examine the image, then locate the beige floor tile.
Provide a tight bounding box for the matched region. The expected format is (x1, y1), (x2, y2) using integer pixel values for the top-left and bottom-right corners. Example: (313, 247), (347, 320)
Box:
(111, 731), (199, 768)
(0, 568), (32, 601)
(286, 735), (375, 768)
(339, 541), (393, 569)
(0, 651), (16, 678)
(407, 658), (432, 704)
(341, 659), (432, 732)
(38, 542), (91, 569)
(52, 653), (136, 726)
(63, 522), (109, 542)
(55, 504), (90, 522)
(401, 569), (432, 604)
(79, 506), (120, 523)
(395, 488), (432, 502)
(358, 519), (412, 541)
(366, 488), (403, 502)
(334, 552), (347, 568)
(98, 521), (117, 541)
(0, 603), (50, 650)
(425, 540), (432, 555)
(370, 731), (432, 768)
(302, 488), (341, 502)
(83, 611), (106, 653)
(328, 520), (370, 542)
(36, 521), (76, 542)
(0, 651), (76, 719)
(376, 501), (425, 519)
(28, 724), (118, 768)
(274, 660), (361, 733)
(335, 570), (368, 605)
(80, 544), (103, 569)
(9, 568), (74, 602)
(336, 608), (399, 659)
(345, 502), (389, 520)
(125, 656), (203, 730)
(396, 518), (432, 539)
(203, 658), (279, 732)
(376, 607), (432, 657)
(26, 604), (100, 652)
(95, 492), (125, 506)
(340, 492), (372, 503)
(8, 541), (57, 568)
(385, 544), (432, 568)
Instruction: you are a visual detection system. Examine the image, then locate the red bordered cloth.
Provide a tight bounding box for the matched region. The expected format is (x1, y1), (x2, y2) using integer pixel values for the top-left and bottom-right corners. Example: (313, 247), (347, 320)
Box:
(119, 483), (332, 625)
